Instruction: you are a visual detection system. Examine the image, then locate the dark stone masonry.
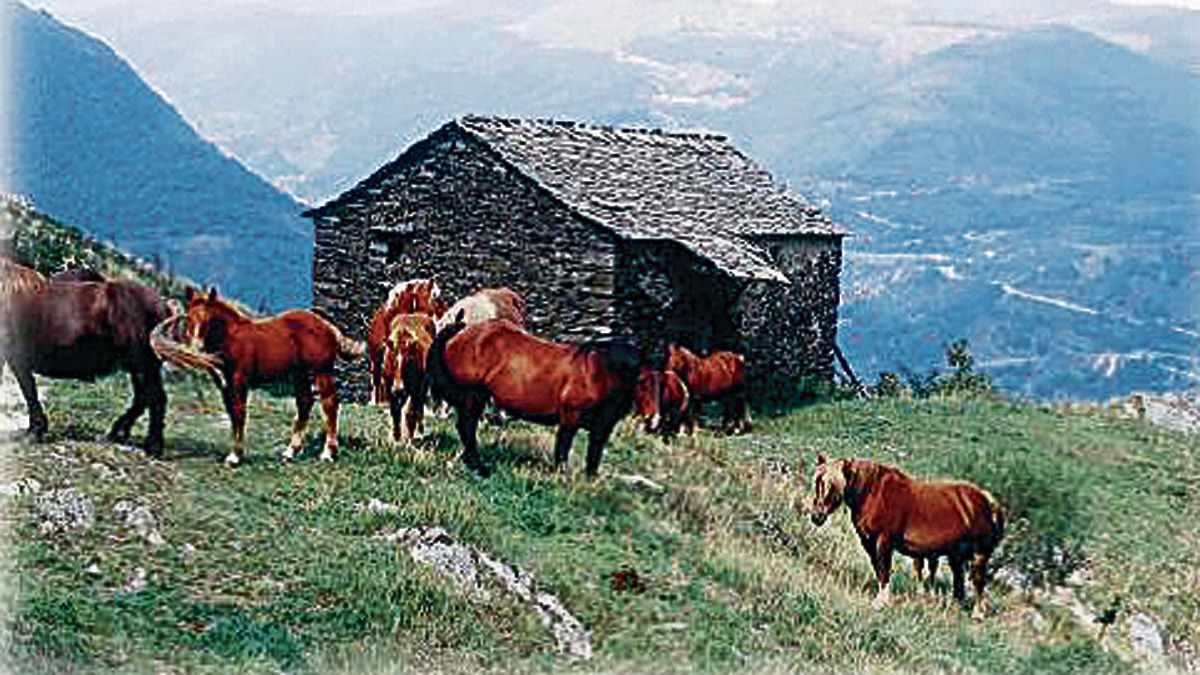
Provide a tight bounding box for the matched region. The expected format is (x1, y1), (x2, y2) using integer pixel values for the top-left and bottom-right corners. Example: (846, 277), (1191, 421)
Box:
(305, 116), (846, 402)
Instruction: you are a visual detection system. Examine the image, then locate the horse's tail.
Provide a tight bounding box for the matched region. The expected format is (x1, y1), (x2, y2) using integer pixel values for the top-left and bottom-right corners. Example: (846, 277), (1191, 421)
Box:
(327, 320), (365, 361)
(427, 309), (468, 403)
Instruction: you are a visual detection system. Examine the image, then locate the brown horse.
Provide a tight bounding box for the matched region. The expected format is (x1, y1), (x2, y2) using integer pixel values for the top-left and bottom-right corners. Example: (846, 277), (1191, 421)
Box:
(428, 317), (639, 477)
(1, 261), (167, 455)
(381, 312), (436, 444)
(665, 345), (749, 435)
(435, 287), (526, 332)
(806, 455), (1006, 619)
(632, 368), (689, 442)
(367, 278), (443, 404)
(184, 287), (364, 466)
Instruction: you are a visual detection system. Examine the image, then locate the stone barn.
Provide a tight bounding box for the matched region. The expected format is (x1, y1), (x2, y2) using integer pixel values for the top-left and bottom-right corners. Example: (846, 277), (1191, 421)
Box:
(304, 116), (845, 402)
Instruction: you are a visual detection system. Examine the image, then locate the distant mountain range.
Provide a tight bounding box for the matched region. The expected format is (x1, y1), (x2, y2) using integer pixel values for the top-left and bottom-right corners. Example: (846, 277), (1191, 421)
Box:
(6, 2), (1198, 398)
(2, 2), (311, 309)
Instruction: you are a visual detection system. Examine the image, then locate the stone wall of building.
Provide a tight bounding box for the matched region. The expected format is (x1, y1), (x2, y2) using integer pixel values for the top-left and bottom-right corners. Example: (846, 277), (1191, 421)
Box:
(736, 235), (843, 401)
(312, 126), (626, 400)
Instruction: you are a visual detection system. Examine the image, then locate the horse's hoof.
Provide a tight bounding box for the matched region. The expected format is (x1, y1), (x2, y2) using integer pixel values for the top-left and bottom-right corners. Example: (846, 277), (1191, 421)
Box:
(871, 588), (892, 611)
(281, 449), (296, 463)
(319, 451), (336, 463)
(144, 440), (164, 459)
(223, 453), (241, 467)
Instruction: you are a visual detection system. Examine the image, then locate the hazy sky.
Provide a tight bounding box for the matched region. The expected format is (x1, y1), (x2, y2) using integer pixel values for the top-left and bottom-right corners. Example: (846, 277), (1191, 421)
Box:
(23, 0), (1200, 51)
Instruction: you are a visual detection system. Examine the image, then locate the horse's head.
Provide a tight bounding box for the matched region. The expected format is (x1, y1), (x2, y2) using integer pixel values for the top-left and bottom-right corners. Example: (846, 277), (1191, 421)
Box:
(184, 286), (240, 352)
(385, 316), (433, 396)
(665, 344), (692, 377)
(807, 453), (849, 526)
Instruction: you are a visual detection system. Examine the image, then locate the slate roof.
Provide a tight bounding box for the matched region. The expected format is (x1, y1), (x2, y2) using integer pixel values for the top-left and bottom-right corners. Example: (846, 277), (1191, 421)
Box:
(308, 115), (842, 282)
(458, 116), (839, 283)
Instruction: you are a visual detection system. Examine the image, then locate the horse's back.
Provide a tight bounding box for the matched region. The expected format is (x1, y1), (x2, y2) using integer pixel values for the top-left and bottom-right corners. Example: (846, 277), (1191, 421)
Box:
(903, 478), (1003, 554)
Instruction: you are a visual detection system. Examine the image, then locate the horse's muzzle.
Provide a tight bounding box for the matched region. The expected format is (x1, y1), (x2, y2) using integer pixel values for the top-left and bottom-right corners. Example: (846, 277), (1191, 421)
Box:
(810, 512), (828, 527)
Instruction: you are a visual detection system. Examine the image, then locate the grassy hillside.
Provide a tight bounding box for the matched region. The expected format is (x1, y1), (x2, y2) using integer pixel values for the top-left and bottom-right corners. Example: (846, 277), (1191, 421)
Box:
(2, 195), (189, 298)
(2, 373), (1196, 673)
(2, 211), (1196, 672)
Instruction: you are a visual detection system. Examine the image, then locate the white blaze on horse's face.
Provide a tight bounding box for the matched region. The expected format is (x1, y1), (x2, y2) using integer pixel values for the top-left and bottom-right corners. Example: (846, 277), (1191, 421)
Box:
(809, 458), (846, 526)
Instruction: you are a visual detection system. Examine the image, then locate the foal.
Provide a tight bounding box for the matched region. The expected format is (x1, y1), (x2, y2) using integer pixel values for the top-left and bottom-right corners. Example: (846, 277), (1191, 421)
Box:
(806, 454), (1006, 619)
(381, 312), (436, 444)
(367, 278), (442, 404)
(185, 287), (364, 466)
(632, 368), (689, 442)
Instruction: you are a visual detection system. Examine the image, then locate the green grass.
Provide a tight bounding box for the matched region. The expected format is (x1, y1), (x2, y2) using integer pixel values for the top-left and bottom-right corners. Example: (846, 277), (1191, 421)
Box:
(3, 373), (1196, 673)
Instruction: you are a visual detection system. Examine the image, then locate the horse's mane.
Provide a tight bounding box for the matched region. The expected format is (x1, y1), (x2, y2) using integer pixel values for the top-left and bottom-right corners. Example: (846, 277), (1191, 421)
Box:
(0, 257), (47, 298)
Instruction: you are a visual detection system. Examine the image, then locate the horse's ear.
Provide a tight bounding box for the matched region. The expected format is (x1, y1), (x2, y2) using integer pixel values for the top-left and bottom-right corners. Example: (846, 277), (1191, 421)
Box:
(207, 286), (218, 301)
(816, 453), (827, 466)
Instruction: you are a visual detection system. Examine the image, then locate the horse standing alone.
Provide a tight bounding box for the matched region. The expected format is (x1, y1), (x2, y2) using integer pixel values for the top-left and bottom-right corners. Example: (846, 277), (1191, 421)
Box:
(428, 317), (639, 477)
(806, 454), (1006, 619)
(184, 287), (363, 466)
(1, 261), (167, 455)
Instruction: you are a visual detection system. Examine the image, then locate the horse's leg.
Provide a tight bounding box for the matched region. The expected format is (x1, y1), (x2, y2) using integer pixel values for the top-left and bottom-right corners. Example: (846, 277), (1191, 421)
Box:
(315, 372), (339, 462)
(553, 425), (579, 473)
(969, 552), (991, 620)
(388, 389), (406, 443)
(583, 413), (621, 478)
(143, 364), (166, 457)
(12, 364), (47, 440)
(284, 374), (314, 462)
(456, 394), (488, 476)
(948, 553), (968, 604)
(736, 391), (752, 434)
(405, 391), (425, 442)
(108, 369), (148, 445)
(224, 378), (249, 467)
(924, 556), (940, 595)
(912, 558), (925, 589)
(870, 535), (894, 610)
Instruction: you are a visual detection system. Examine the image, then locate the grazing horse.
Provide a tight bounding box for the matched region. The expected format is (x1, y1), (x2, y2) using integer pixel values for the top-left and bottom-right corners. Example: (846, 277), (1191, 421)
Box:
(806, 454), (1006, 619)
(367, 278), (443, 404)
(428, 317), (639, 477)
(381, 312), (436, 444)
(632, 368), (689, 442)
(435, 287), (526, 332)
(184, 287), (364, 466)
(1, 261), (167, 455)
(665, 345), (750, 435)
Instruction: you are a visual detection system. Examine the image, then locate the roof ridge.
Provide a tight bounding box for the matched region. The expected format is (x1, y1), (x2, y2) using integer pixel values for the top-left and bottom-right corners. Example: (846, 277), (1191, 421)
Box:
(459, 114), (728, 143)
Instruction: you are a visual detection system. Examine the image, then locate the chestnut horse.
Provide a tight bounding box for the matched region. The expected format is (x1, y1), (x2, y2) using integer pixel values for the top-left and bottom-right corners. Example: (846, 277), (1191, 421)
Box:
(665, 345), (749, 435)
(435, 287), (526, 332)
(367, 278), (443, 404)
(184, 287), (364, 466)
(806, 455), (1006, 619)
(382, 312), (436, 444)
(632, 368), (689, 442)
(1, 262), (167, 455)
(428, 317), (639, 477)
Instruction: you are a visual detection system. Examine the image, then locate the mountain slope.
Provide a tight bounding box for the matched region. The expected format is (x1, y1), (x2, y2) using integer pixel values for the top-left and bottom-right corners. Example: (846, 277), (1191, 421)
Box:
(788, 27), (1200, 399)
(2, 2), (311, 310)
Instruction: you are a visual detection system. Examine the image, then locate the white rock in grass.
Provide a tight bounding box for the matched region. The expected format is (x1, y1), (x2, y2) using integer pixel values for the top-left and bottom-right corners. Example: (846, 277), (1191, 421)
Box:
(35, 488), (93, 534)
(123, 567), (148, 593)
(382, 526), (592, 660)
(0, 477), (41, 497)
(1129, 612), (1165, 658)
